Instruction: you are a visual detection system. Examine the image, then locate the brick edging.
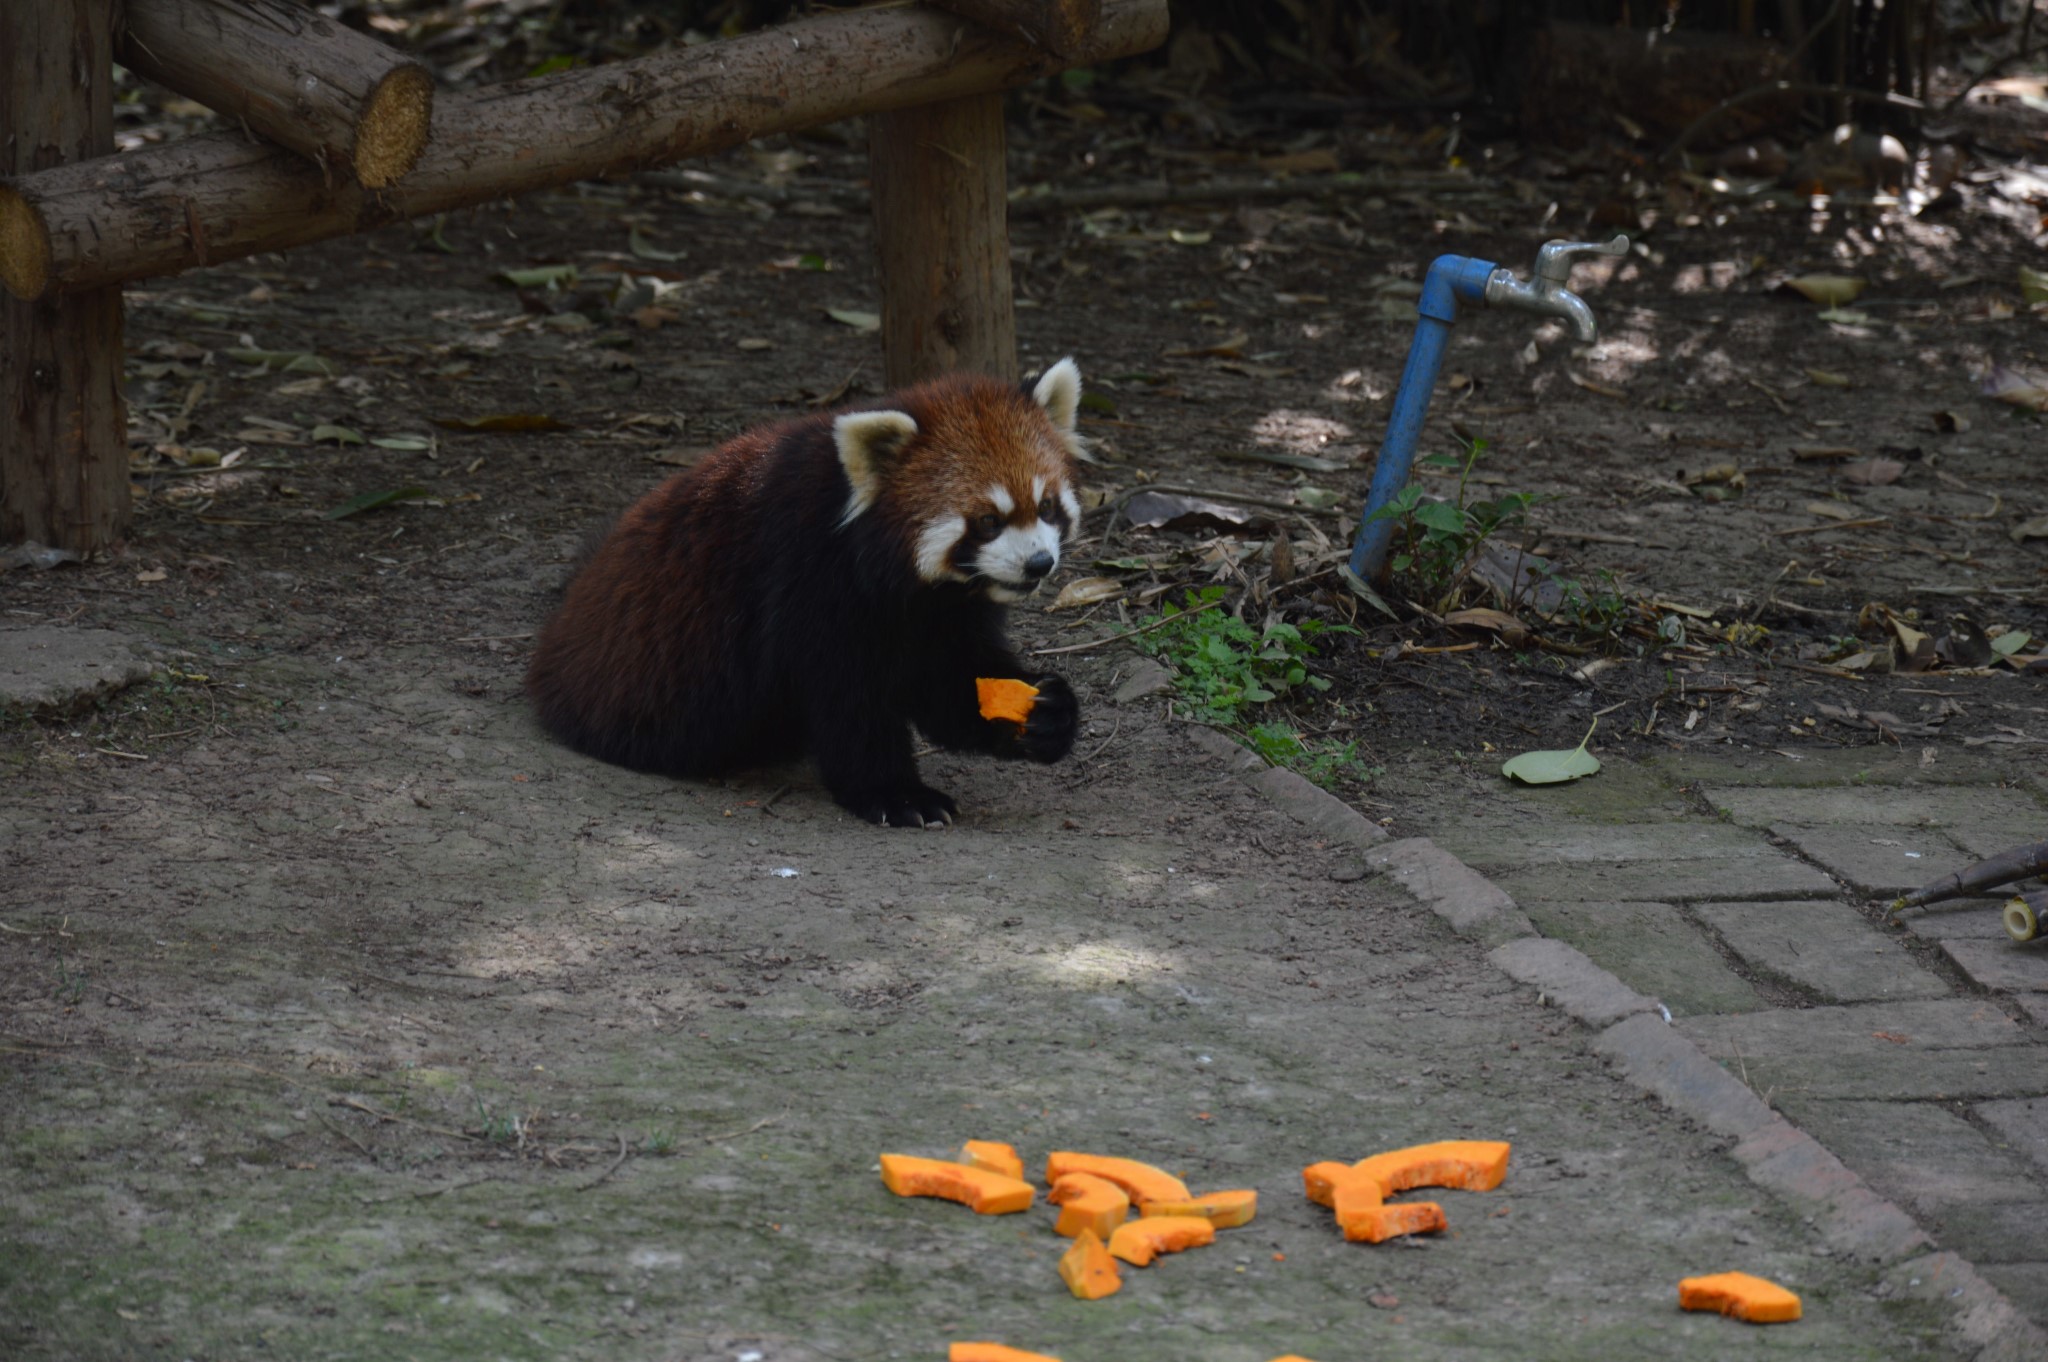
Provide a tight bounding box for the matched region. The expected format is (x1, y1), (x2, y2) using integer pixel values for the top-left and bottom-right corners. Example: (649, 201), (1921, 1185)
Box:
(1192, 729), (2048, 1360)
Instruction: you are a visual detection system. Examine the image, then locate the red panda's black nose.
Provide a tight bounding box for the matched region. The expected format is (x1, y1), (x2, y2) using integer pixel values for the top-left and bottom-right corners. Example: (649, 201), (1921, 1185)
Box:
(1023, 551), (1055, 580)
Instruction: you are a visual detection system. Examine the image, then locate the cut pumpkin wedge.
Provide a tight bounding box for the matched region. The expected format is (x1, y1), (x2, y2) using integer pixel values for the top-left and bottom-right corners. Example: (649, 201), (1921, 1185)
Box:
(879, 1154), (1033, 1215)
(1679, 1271), (1802, 1323)
(1044, 1151), (1190, 1205)
(1107, 1214), (1217, 1266)
(1336, 1191), (1446, 1244)
(950, 1346), (1061, 1362)
(1303, 1160), (1378, 1208)
(1057, 1227), (1121, 1300)
(1137, 1188), (1258, 1229)
(959, 1139), (1025, 1182)
(1048, 1172), (1130, 1241)
(976, 677), (1038, 725)
(1352, 1140), (1510, 1195)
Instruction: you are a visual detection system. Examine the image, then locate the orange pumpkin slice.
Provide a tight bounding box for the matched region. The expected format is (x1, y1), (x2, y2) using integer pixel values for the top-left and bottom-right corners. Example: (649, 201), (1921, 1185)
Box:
(959, 1139), (1025, 1182)
(1679, 1271), (1802, 1323)
(1107, 1214), (1217, 1266)
(1303, 1160), (1382, 1208)
(1045, 1151), (1190, 1206)
(976, 677), (1039, 725)
(879, 1154), (1033, 1214)
(1352, 1140), (1511, 1195)
(1048, 1172), (1130, 1241)
(1335, 1187), (1447, 1244)
(1057, 1227), (1121, 1300)
(1137, 1188), (1258, 1229)
(950, 1346), (1061, 1362)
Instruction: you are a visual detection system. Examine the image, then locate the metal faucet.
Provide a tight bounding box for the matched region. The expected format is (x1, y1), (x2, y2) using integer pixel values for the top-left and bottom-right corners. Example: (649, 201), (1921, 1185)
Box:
(1482, 236), (1630, 343)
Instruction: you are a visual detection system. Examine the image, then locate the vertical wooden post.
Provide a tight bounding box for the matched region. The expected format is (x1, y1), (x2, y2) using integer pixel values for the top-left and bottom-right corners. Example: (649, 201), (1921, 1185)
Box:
(867, 92), (1018, 388)
(2, 1), (129, 555)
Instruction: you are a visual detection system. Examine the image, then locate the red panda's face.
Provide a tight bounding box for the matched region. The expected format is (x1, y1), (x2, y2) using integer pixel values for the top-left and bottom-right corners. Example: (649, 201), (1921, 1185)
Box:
(835, 358), (1086, 602)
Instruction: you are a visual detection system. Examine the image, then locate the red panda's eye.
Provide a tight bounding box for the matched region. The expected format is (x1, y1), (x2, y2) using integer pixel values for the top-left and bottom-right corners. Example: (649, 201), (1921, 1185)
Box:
(976, 513), (1003, 537)
(1038, 496), (1056, 521)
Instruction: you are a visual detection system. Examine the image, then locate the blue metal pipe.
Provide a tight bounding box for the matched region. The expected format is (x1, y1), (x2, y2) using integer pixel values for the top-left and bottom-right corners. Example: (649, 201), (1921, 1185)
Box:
(1347, 254), (1498, 582)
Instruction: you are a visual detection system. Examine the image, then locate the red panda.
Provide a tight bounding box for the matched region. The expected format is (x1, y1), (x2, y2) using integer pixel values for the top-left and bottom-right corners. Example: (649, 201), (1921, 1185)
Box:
(526, 359), (1087, 828)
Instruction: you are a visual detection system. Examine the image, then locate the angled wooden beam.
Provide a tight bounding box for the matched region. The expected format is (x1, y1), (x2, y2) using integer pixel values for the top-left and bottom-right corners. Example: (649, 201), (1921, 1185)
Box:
(924, 0), (1103, 58)
(120, 0), (433, 188)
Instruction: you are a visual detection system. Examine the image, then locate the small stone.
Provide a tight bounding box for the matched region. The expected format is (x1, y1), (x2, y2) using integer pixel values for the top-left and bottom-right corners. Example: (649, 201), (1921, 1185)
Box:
(1113, 658), (1175, 704)
(1329, 856), (1369, 882)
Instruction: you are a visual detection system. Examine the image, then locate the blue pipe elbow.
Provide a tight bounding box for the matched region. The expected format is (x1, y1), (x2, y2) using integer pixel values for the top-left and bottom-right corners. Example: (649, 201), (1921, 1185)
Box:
(1347, 254), (1498, 582)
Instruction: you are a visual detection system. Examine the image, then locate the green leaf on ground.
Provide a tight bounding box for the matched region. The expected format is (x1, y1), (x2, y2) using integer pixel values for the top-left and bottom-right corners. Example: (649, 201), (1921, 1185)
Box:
(1502, 721), (1602, 785)
(310, 424), (365, 445)
(499, 264), (579, 290)
(327, 486), (434, 520)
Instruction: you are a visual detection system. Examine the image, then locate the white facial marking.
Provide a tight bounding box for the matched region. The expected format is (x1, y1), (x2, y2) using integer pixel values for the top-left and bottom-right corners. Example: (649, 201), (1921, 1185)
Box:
(1032, 474), (1047, 504)
(972, 520), (1061, 590)
(987, 483), (1015, 517)
(1058, 484), (1082, 525)
(914, 514), (967, 582)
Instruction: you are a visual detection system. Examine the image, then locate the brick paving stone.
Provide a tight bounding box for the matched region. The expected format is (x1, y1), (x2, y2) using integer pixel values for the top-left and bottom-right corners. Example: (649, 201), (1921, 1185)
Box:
(1979, 1263), (2048, 1330)
(1884, 1250), (2048, 1359)
(1488, 937), (1656, 1029)
(2020, 994), (2048, 1027)
(1923, 1201), (2048, 1268)
(1519, 899), (1764, 1017)
(1492, 853), (1837, 904)
(1678, 999), (2048, 1100)
(1704, 784), (2048, 837)
(1903, 904), (2017, 940)
(1946, 821), (2048, 861)
(1939, 937), (2048, 995)
(1765, 1099), (2039, 1220)
(1976, 1098), (2048, 1180)
(1496, 759), (1694, 823)
(1654, 748), (1985, 787)
(1768, 823), (1975, 897)
(1431, 820), (1771, 872)
(1693, 899), (1950, 1003)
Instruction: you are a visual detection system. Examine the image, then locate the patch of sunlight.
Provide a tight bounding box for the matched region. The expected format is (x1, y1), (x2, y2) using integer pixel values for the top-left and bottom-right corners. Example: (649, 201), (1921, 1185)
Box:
(1036, 939), (1179, 985)
(1671, 261), (1748, 294)
(1252, 408), (1355, 453)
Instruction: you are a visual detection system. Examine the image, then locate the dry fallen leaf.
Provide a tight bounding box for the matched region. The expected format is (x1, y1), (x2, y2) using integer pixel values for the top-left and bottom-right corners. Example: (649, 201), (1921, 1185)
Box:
(1782, 274), (1867, 306)
(1982, 365), (2048, 412)
(1841, 458), (1905, 486)
(1164, 332), (1250, 360)
(1047, 577), (1125, 611)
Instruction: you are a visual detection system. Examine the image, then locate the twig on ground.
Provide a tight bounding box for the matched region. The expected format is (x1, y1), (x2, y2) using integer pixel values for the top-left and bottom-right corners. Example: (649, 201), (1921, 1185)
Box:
(1029, 596), (1226, 657)
(577, 1133), (632, 1192)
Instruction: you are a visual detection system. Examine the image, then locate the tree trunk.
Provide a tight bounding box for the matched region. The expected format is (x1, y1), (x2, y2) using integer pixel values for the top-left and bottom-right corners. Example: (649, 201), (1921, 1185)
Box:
(0, 0), (1169, 302)
(923, 0), (1102, 58)
(869, 93), (1018, 387)
(119, 0), (432, 189)
(1, 1), (128, 556)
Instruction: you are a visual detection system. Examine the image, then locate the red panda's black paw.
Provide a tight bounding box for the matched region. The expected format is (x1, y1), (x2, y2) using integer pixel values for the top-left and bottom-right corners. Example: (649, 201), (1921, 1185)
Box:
(1017, 675), (1079, 763)
(853, 784), (958, 829)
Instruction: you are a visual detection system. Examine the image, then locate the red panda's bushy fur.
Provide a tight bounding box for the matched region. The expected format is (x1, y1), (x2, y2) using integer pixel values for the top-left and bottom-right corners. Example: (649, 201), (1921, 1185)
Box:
(526, 363), (1086, 826)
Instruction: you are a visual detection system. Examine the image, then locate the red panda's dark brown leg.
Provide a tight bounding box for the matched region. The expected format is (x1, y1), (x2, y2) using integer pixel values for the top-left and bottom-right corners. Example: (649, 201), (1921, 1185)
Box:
(805, 688), (958, 829)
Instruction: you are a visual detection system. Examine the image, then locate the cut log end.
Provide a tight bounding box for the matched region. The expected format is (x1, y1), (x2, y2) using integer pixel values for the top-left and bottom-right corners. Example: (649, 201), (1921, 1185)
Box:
(0, 188), (52, 301)
(354, 63), (434, 190)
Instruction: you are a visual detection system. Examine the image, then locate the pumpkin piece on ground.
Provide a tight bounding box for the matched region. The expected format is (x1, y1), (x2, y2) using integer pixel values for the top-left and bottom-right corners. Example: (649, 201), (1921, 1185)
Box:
(1107, 1214), (1217, 1266)
(1048, 1172), (1130, 1241)
(1303, 1160), (1379, 1209)
(976, 677), (1038, 725)
(1336, 1189), (1446, 1244)
(1044, 1151), (1191, 1206)
(1679, 1271), (1803, 1323)
(950, 1345), (1062, 1362)
(878, 1153), (1034, 1215)
(1138, 1188), (1258, 1229)
(1057, 1227), (1121, 1300)
(959, 1139), (1025, 1182)
(1352, 1140), (1511, 1195)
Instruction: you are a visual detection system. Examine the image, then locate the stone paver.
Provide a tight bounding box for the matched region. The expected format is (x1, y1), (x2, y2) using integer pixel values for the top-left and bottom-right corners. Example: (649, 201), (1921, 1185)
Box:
(1976, 1097), (2048, 1180)
(1518, 899), (1764, 1017)
(1703, 784), (2046, 835)
(1981, 1264), (2048, 1328)
(1938, 937), (2048, 995)
(1434, 819), (1783, 871)
(1769, 823), (1975, 896)
(1492, 853), (1837, 904)
(1678, 999), (2048, 1100)
(0, 626), (153, 715)
(1693, 899), (1951, 1003)
(1905, 904), (2020, 940)
(1948, 822), (2048, 860)
(1764, 1099), (2038, 1217)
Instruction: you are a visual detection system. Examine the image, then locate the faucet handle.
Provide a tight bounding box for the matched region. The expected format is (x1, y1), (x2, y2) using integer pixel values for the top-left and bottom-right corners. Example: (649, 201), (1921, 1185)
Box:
(1532, 235), (1630, 285)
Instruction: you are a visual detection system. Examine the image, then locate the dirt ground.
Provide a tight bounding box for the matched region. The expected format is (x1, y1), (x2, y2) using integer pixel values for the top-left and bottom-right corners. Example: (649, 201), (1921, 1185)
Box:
(3, 47), (2046, 1362)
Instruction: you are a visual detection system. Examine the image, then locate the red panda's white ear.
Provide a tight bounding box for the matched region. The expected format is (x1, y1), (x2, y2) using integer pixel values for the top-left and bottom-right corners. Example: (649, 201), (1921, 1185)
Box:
(834, 410), (918, 523)
(1031, 357), (1082, 436)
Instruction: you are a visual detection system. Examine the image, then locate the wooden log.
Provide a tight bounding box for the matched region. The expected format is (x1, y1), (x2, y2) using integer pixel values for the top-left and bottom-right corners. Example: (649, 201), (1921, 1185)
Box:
(0, 0), (1169, 303)
(1, 1), (130, 555)
(119, 0), (433, 189)
(924, 0), (1102, 58)
(869, 93), (1017, 386)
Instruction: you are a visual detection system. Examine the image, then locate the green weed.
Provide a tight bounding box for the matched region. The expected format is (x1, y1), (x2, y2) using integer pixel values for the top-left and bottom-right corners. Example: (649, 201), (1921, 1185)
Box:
(1365, 437), (1542, 612)
(1138, 587), (1365, 787)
